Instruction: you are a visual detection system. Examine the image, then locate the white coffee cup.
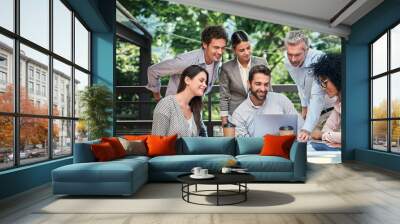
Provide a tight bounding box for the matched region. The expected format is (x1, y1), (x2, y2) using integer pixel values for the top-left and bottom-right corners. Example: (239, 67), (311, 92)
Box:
(191, 167), (202, 176)
(221, 167), (232, 174)
(199, 169), (208, 176)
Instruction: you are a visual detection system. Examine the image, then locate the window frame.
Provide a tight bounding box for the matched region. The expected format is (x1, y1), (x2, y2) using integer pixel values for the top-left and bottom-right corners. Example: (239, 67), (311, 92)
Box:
(370, 20), (400, 154)
(0, 0), (92, 171)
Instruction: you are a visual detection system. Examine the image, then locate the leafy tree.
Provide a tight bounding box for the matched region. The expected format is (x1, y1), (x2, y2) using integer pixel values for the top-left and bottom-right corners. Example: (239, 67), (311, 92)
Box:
(116, 39), (141, 85)
(0, 85), (59, 150)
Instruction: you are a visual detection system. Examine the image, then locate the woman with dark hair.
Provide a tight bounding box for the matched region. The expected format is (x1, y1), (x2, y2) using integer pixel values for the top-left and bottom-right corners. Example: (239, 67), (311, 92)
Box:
(152, 65), (208, 137)
(220, 30), (268, 126)
(311, 53), (341, 147)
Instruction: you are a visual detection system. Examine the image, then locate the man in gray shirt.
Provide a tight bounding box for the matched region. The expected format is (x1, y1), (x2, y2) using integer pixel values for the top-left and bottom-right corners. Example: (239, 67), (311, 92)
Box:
(232, 65), (302, 137)
(284, 30), (336, 142)
(146, 25), (228, 100)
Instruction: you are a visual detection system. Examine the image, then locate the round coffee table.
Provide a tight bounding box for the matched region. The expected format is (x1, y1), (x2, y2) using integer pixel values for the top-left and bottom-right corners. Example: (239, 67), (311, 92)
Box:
(177, 172), (255, 206)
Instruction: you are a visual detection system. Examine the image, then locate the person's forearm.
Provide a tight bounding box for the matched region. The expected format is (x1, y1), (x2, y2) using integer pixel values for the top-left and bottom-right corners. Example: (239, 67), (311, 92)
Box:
(302, 96), (323, 132)
(146, 65), (162, 93)
(153, 92), (162, 101)
(322, 131), (341, 144)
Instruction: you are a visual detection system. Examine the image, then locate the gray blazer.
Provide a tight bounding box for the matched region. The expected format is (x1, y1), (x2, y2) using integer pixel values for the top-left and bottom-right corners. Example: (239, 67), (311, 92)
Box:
(146, 48), (221, 96)
(220, 56), (268, 116)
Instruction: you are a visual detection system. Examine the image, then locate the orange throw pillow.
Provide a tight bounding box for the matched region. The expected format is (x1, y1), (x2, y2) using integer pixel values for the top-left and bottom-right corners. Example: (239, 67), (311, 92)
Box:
(101, 137), (126, 158)
(123, 135), (149, 141)
(260, 134), (296, 159)
(91, 142), (117, 161)
(146, 135), (177, 157)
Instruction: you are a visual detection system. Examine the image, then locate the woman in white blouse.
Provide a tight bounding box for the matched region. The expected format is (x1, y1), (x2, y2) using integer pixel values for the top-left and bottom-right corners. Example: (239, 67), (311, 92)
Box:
(152, 65), (208, 137)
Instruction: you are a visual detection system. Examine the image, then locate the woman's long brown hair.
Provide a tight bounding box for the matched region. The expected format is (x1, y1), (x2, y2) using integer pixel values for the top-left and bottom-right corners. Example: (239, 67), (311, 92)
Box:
(176, 65), (208, 133)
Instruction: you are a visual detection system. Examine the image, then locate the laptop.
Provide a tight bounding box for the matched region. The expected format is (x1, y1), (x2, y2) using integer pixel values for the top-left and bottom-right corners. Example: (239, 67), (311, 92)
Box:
(253, 114), (298, 137)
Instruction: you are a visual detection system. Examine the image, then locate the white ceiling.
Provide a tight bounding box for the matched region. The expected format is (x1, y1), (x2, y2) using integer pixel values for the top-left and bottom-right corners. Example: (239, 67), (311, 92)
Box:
(170, 0), (384, 38)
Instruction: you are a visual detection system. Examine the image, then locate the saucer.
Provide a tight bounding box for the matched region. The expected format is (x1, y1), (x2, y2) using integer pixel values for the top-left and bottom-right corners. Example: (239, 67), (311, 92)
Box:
(190, 174), (215, 179)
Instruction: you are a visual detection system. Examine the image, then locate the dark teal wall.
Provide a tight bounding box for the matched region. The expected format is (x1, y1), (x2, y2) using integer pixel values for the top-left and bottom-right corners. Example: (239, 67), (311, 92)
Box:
(355, 149), (400, 172)
(91, 1), (116, 135)
(344, 0), (400, 171)
(0, 158), (72, 199)
(0, 0), (116, 200)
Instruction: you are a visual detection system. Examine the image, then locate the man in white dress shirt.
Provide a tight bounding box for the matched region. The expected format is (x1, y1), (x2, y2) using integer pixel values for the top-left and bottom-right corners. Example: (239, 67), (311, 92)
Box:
(284, 30), (336, 142)
(231, 65), (302, 137)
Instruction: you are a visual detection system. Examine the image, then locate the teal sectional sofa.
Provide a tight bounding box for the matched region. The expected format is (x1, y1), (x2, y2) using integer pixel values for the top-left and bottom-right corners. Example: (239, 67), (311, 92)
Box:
(52, 137), (306, 196)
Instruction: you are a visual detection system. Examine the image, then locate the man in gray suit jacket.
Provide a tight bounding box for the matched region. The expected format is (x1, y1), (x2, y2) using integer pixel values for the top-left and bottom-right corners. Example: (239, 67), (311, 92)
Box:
(146, 26), (228, 101)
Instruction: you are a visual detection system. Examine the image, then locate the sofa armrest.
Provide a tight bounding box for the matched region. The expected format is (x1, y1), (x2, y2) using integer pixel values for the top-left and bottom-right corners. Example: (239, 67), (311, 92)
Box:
(289, 141), (307, 181)
(73, 140), (100, 163)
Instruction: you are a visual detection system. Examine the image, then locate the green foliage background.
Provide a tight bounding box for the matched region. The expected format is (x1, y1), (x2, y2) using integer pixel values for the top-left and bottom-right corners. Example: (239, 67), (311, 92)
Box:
(118, 0), (342, 120)
(79, 84), (113, 140)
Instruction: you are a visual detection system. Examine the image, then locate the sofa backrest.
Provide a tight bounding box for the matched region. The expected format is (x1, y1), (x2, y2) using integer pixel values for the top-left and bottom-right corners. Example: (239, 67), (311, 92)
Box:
(236, 137), (263, 155)
(177, 137), (236, 155)
(73, 139), (101, 163)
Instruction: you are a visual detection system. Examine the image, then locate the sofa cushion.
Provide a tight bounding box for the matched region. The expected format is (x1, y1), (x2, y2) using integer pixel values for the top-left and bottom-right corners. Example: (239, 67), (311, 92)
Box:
(116, 155), (150, 163)
(148, 154), (235, 172)
(236, 155), (293, 172)
(52, 159), (147, 183)
(178, 137), (235, 155)
(236, 137), (263, 155)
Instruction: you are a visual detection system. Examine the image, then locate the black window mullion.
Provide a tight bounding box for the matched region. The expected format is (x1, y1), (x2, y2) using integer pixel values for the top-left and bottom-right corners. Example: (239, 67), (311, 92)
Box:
(48, 0), (53, 160)
(71, 10), (76, 153)
(387, 29), (391, 152)
(13, 0), (20, 167)
(370, 44), (372, 149)
(88, 30), (91, 74)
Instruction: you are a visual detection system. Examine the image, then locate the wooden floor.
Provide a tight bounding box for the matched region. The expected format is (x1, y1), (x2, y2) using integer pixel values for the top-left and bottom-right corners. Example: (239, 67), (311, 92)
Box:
(1, 161), (400, 224)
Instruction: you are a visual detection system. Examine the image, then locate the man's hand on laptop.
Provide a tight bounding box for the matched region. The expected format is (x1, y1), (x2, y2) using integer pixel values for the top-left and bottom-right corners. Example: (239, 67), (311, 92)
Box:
(297, 129), (311, 142)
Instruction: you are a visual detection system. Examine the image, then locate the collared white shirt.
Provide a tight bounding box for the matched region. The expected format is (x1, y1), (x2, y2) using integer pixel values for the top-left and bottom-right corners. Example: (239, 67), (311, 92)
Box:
(237, 58), (251, 91)
(205, 62), (215, 87)
(284, 48), (336, 132)
(186, 115), (198, 137)
(231, 92), (303, 137)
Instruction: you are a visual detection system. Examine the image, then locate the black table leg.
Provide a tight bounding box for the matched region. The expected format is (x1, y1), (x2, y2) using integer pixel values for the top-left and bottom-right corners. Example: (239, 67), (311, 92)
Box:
(179, 182), (252, 205)
(217, 184), (219, 206)
(245, 183), (247, 201)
